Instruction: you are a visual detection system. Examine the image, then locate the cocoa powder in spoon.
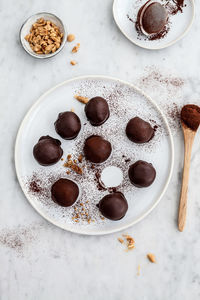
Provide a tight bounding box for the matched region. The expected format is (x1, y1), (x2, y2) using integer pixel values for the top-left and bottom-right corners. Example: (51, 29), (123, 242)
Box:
(181, 105), (200, 131)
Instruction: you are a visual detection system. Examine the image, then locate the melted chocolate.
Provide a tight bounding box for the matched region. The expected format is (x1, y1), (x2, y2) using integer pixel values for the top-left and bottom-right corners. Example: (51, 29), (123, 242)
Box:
(137, 1), (168, 35)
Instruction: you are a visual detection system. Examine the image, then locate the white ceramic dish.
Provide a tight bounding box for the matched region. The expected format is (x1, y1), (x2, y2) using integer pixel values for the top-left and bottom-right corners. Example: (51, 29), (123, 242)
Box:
(20, 12), (67, 58)
(113, 0), (195, 50)
(15, 75), (174, 235)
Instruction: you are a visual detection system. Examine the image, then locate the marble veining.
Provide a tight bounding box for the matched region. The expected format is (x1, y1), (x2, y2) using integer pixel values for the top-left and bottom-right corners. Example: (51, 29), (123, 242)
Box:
(0, 0), (200, 299)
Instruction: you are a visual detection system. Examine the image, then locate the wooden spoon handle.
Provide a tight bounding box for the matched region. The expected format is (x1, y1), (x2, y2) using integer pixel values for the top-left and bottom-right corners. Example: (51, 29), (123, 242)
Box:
(178, 131), (195, 231)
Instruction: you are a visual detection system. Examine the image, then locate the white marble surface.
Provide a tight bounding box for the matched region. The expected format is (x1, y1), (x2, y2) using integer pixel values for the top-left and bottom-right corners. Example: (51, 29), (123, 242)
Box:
(0, 0), (200, 299)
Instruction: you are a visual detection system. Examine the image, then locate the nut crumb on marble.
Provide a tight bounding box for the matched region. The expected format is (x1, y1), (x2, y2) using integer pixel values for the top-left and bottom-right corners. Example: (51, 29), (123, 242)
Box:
(71, 107), (75, 112)
(118, 237), (124, 244)
(147, 253), (156, 263)
(70, 60), (77, 66)
(74, 95), (89, 104)
(67, 34), (75, 42)
(122, 234), (135, 250)
(72, 43), (80, 53)
(137, 265), (141, 276)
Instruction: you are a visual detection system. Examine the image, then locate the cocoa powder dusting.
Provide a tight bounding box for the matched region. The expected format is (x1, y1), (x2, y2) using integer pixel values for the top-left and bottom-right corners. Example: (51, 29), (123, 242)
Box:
(181, 105), (200, 131)
(165, 0), (185, 15)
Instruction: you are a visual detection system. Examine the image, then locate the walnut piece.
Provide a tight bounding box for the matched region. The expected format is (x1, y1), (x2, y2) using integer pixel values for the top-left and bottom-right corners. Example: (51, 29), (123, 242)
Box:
(70, 60), (77, 66)
(147, 253), (156, 263)
(67, 34), (75, 42)
(118, 238), (124, 244)
(72, 43), (80, 53)
(74, 95), (89, 104)
(24, 18), (63, 55)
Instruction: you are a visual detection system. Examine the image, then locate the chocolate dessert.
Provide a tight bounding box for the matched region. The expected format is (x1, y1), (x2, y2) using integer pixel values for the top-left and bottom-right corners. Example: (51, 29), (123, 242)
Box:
(85, 97), (110, 126)
(126, 116), (154, 143)
(33, 136), (63, 166)
(54, 111), (81, 140)
(128, 160), (156, 187)
(51, 178), (79, 207)
(84, 135), (112, 163)
(137, 1), (168, 35)
(98, 192), (128, 221)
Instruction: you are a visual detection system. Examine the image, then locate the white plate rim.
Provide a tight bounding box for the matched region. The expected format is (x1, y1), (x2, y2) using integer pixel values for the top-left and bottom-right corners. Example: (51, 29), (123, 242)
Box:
(112, 0), (195, 50)
(15, 75), (174, 235)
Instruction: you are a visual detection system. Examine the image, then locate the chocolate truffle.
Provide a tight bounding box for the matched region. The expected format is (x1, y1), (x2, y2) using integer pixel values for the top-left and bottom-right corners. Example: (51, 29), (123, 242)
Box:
(98, 192), (128, 221)
(54, 111), (81, 140)
(128, 160), (156, 188)
(126, 116), (154, 144)
(137, 1), (168, 35)
(33, 135), (63, 166)
(85, 97), (110, 126)
(84, 135), (112, 163)
(51, 178), (79, 207)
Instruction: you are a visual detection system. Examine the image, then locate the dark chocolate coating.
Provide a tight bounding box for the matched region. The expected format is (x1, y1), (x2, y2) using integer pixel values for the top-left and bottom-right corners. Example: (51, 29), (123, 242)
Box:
(33, 135), (63, 166)
(141, 2), (168, 34)
(126, 117), (154, 144)
(98, 192), (128, 221)
(128, 160), (156, 188)
(51, 178), (79, 207)
(54, 111), (81, 140)
(85, 97), (110, 126)
(84, 135), (112, 163)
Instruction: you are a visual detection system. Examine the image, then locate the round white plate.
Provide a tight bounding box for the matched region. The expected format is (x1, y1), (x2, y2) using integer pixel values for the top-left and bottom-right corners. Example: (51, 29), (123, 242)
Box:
(15, 76), (174, 235)
(113, 0), (195, 50)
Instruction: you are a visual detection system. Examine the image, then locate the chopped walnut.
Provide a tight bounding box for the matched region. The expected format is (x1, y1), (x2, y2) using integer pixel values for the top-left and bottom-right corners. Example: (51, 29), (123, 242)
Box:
(147, 253), (156, 263)
(72, 43), (80, 53)
(74, 95), (89, 104)
(78, 154), (83, 163)
(122, 234), (135, 250)
(24, 18), (63, 55)
(118, 238), (124, 244)
(67, 34), (75, 42)
(64, 154), (83, 175)
(70, 60), (77, 66)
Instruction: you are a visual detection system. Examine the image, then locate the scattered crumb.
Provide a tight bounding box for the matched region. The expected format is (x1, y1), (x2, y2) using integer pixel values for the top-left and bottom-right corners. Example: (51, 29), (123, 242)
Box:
(64, 154), (83, 175)
(78, 154), (83, 163)
(72, 43), (80, 53)
(67, 34), (75, 42)
(70, 60), (77, 66)
(137, 265), (141, 276)
(118, 237), (124, 244)
(118, 234), (135, 250)
(74, 95), (89, 104)
(71, 107), (75, 112)
(61, 158), (64, 161)
(147, 253), (156, 263)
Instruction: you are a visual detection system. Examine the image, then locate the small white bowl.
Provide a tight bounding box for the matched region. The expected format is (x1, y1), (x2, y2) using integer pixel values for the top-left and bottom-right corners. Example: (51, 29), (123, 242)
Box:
(20, 12), (67, 59)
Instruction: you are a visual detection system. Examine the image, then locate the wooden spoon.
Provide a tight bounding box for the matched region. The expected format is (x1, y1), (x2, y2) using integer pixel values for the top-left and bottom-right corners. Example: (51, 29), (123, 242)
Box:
(178, 122), (196, 231)
(178, 104), (200, 231)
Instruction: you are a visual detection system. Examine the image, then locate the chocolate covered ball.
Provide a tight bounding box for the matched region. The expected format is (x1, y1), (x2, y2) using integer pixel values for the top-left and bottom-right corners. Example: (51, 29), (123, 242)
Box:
(85, 97), (110, 126)
(54, 111), (81, 140)
(98, 192), (128, 221)
(128, 160), (156, 188)
(51, 178), (79, 207)
(126, 117), (154, 144)
(33, 136), (63, 166)
(137, 1), (168, 35)
(84, 135), (112, 163)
